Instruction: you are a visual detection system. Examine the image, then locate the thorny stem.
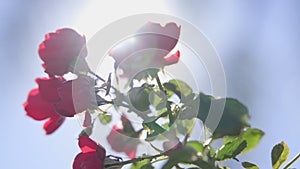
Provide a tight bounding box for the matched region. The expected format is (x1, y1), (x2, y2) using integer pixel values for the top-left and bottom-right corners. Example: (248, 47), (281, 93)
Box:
(283, 153), (300, 169)
(104, 153), (164, 168)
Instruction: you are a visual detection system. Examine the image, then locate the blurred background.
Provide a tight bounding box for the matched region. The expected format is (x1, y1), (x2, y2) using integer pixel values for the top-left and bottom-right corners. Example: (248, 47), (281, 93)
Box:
(1, 0), (299, 168)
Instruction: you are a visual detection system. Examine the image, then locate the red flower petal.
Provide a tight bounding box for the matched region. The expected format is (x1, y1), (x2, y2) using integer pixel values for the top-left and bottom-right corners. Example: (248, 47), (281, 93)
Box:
(36, 77), (64, 102)
(107, 117), (140, 159)
(73, 137), (106, 169)
(164, 50), (180, 65)
(24, 88), (55, 120)
(109, 22), (181, 78)
(55, 77), (94, 117)
(79, 136), (98, 153)
(38, 28), (87, 76)
(43, 115), (65, 135)
(73, 152), (104, 169)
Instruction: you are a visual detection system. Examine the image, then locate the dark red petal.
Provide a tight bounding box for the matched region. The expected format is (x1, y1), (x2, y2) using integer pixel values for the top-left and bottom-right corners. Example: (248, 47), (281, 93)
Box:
(38, 28), (87, 76)
(36, 77), (64, 102)
(24, 88), (55, 120)
(73, 152), (104, 169)
(43, 115), (65, 135)
(55, 77), (94, 117)
(43, 61), (70, 77)
(79, 136), (97, 153)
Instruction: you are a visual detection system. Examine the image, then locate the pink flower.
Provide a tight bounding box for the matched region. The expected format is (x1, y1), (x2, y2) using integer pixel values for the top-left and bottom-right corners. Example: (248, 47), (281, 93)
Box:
(109, 22), (181, 78)
(38, 28), (87, 76)
(55, 76), (95, 117)
(23, 77), (65, 134)
(107, 115), (140, 159)
(73, 136), (106, 169)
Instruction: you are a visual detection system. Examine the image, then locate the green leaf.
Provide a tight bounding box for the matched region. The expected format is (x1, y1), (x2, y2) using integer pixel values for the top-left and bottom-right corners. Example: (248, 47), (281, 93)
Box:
(178, 96), (199, 120)
(98, 113), (112, 125)
(216, 138), (247, 161)
(143, 121), (167, 141)
(163, 79), (193, 101)
(128, 86), (152, 113)
(149, 91), (167, 110)
(79, 127), (92, 137)
(224, 128), (264, 153)
(197, 94), (250, 137)
(130, 159), (153, 169)
(162, 145), (217, 169)
(242, 162), (259, 169)
(271, 142), (290, 169)
(186, 141), (204, 153)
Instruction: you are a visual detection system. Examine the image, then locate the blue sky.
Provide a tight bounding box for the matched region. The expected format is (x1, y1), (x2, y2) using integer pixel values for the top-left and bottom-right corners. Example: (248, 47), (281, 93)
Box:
(1, 1), (299, 169)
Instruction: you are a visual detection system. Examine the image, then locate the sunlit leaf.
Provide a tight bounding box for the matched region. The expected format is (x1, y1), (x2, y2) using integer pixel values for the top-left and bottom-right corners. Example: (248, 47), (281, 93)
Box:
(98, 113), (112, 125)
(242, 162), (259, 169)
(162, 145), (216, 169)
(186, 141), (204, 153)
(130, 159), (153, 169)
(197, 94), (250, 137)
(224, 128), (264, 153)
(163, 79), (193, 101)
(149, 90), (167, 110)
(216, 138), (247, 161)
(79, 127), (92, 137)
(271, 142), (290, 169)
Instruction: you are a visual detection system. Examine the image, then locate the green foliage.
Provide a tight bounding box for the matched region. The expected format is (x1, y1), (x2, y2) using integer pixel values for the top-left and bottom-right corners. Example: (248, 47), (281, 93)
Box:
(196, 93), (250, 137)
(98, 113), (112, 125)
(163, 79), (193, 102)
(162, 145), (217, 169)
(224, 128), (264, 153)
(130, 159), (153, 169)
(271, 142), (290, 169)
(186, 141), (204, 153)
(216, 138), (247, 161)
(242, 162), (259, 169)
(79, 127), (92, 137)
(128, 86), (152, 113)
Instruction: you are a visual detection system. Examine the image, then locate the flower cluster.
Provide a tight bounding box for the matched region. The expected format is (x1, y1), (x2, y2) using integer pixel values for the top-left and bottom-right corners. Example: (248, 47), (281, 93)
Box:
(23, 20), (297, 169)
(24, 28), (95, 134)
(24, 23), (181, 169)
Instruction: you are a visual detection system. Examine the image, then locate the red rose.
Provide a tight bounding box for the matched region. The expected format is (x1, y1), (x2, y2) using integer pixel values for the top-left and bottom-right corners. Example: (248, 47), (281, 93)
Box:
(38, 28), (87, 76)
(24, 77), (65, 134)
(107, 115), (140, 159)
(55, 76), (95, 117)
(109, 22), (181, 78)
(73, 136), (106, 169)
